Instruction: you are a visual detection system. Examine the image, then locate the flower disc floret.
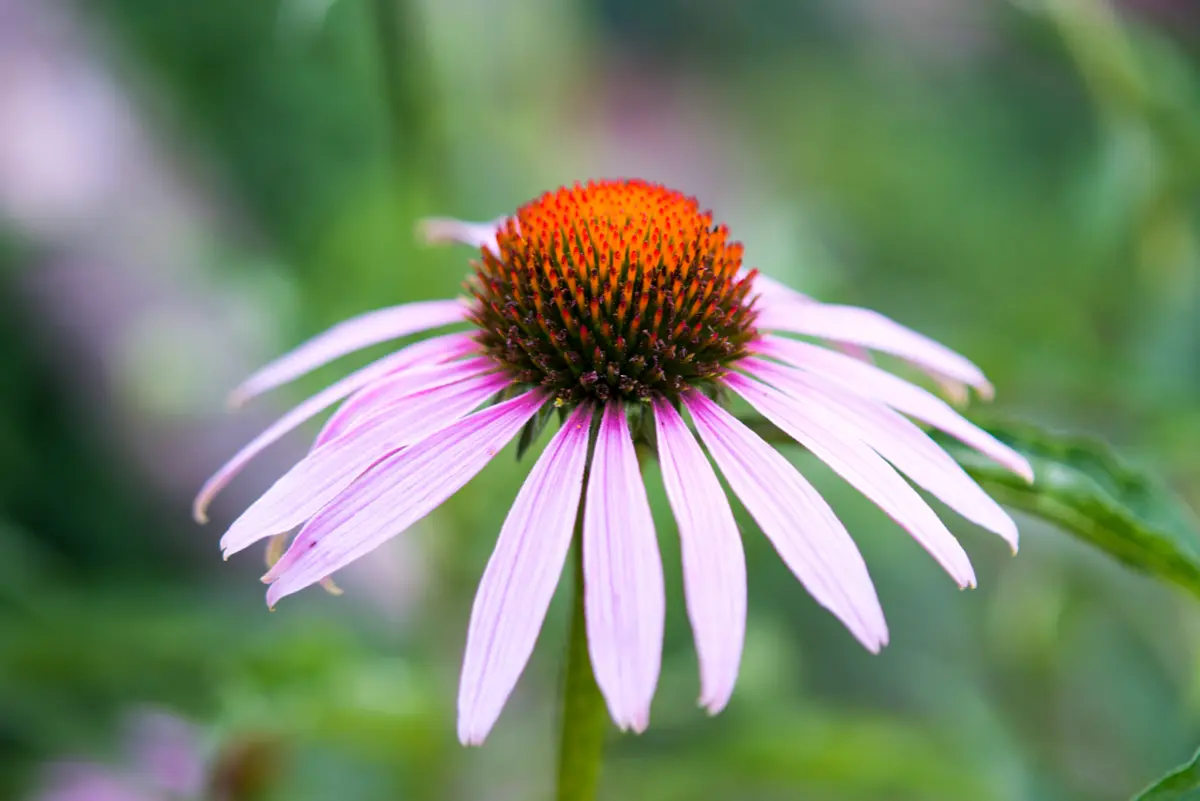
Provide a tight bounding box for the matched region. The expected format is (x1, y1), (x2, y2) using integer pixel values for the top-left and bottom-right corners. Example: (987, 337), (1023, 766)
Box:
(468, 180), (760, 402)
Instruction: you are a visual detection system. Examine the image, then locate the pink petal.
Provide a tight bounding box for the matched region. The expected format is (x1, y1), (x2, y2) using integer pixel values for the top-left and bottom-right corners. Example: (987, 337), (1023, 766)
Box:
(584, 402), (665, 732)
(725, 373), (976, 588)
(220, 371), (508, 558)
(742, 358), (1018, 551)
(418, 216), (510, 255)
(741, 269), (813, 303)
(653, 397), (746, 714)
(313, 356), (494, 448)
(231, 299), (468, 404)
(681, 390), (887, 651)
(755, 301), (993, 397)
(755, 335), (1032, 481)
(743, 273), (880, 364)
(193, 332), (476, 523)
(457, 403), (594, 745)
(263, 389), (545, 605)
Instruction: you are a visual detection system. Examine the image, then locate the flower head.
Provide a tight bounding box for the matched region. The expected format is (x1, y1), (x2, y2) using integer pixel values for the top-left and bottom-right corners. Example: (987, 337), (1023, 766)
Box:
(469, 179), (758, 402)
(197, 179), (1032, 744)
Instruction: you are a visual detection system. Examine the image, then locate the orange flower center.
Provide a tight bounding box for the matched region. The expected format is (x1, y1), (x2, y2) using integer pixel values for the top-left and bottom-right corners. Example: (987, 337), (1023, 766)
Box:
(468, 180), (760, 403)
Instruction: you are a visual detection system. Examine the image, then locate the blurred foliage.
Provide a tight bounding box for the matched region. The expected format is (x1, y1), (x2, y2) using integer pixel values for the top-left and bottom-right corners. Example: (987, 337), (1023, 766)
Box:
(0, 0), (1197, 800)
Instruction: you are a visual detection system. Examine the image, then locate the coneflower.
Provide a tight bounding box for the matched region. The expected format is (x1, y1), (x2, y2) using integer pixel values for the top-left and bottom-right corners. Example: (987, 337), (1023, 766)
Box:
(196, 179), (1031, 744)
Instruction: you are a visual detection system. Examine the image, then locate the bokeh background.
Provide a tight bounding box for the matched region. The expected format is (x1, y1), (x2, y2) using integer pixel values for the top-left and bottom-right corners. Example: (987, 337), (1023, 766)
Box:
(0, 0), (1198, 799)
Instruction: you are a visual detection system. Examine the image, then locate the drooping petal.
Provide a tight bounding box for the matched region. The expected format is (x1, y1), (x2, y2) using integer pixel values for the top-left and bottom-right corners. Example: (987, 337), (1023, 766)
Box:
(194, 332), (476, 523)
(457, 403), (594, 745)
(263, 389), (546, 605)
(652, 397), (746, 714)
(755, 335), (1033, 480)
(755, 301), (993, 398)
(313, 356), (494, 448)
(741, 358), (1018, 551)
(741, 268), (813, 304)
(584, 402), (666, 732)
(231, 299), (469, 404)
(738, 274), (875, 362)
(418, 216), (510, 255)
(221, 371), (508, 558)
(681, 390), (888, 652)
(725, 373), (976, 588)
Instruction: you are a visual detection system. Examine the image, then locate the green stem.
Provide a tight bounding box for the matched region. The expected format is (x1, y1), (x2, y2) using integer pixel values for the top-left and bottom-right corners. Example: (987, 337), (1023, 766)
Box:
(555, 516), (607, 801)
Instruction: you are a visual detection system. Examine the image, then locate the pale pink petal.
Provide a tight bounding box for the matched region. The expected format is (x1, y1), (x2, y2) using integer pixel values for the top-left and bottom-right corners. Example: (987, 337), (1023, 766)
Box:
(725, 373), (976, 588)
(653, 397), (746, 714)
(740, 268), (813, 303)
(457, 403), (594, 745)
(220, 372), (508, 557)
(682, 390), (887, 651)
(742, 358), (1018, 551)
(743, 274), (873, 361)
(263, 389), (546, 605)
(313, 356), (493, 447)
(231, 299), (469, 404)
(835, 342), (874, 363)
(193, 332), (476, 523)
(755, 301), (993, 397)
(584, 402), (665, 732)
(755, 335), (1032, 480)
(418, 216), (510, 255)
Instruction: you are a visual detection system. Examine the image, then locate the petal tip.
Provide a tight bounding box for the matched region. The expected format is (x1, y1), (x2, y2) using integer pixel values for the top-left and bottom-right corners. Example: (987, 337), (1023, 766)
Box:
(415, 217), (446, 246)
(418, 217), (485, 249)
(456, 722), (488, 747)
(192, 500), (209, 525)
(264, 582), (289, 610)
(958, 566), (978, 590)
(218, 532), (243, 560)
(998, 521), (1021, 555)
(865, 623), (890, 653)
(698, 694), (731, 716)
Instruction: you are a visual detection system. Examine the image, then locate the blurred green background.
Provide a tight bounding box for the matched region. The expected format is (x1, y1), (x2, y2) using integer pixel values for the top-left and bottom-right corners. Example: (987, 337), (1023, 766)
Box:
(0, 0), (1197, 799)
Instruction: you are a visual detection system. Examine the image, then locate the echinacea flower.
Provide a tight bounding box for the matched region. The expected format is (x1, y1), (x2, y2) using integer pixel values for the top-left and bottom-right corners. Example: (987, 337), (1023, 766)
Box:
(196, 179), (1032, 744)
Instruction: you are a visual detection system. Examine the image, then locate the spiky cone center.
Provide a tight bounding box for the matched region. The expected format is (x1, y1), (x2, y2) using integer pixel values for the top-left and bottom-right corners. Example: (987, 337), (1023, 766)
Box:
(468, 180), (761, 404)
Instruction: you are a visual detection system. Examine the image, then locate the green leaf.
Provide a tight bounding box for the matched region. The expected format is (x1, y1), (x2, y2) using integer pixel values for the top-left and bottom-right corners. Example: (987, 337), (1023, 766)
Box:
(931, 418), (1200, 600)
(1134, 748), (1200, 800)
(740, 413), (1200, 599)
